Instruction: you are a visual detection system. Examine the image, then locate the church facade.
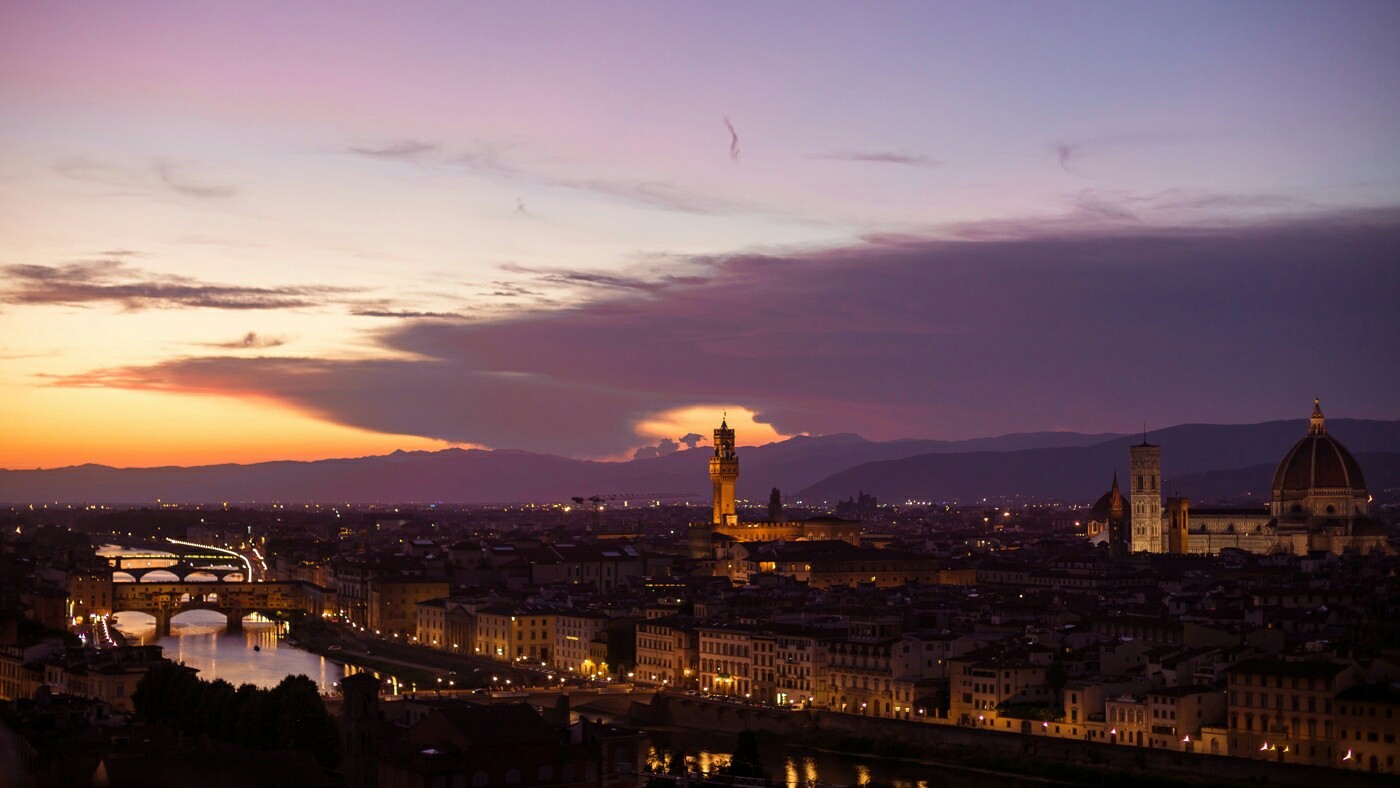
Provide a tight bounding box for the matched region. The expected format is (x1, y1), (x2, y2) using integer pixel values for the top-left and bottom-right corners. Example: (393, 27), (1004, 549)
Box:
(1089, 401), (1388, 556)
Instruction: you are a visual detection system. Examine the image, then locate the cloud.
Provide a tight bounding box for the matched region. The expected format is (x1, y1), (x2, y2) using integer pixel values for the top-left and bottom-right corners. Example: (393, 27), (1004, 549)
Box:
(553, 178), (745, 215)
(53, 156), (237, 200)
(724, 116), (740, 162)
(0, 260), (352, 311)
(678, 433), (705, 449)
(350, 308), (466, 319)
(447, 141), (525, 177)
(499, 262), (711, 294)
(347, 140), (441, 159)
(632, 437), (680, 460)
(153, 160), (237, 198)
(1053, 133), (1182, 174)
(808, 151), (937, 166)
(1056, 141), (1080, 171)
(485, 281), (545, 298)
(54, 208), (1400, 455)
(341, 137), (756, 216)
(199, 332), (287, 350)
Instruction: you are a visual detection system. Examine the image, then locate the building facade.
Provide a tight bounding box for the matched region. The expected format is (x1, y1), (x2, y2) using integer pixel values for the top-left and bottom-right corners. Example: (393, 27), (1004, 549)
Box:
(1095, 402), (1388, 556)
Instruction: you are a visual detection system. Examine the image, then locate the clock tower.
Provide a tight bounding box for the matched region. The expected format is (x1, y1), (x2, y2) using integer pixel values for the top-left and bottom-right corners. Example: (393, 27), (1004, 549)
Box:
(710, 417), (739, 526)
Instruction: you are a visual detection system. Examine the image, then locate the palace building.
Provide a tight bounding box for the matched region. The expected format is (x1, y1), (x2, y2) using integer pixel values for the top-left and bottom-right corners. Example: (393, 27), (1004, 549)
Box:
(688, 418), (861, 560)
(1090, 400), (1388, 556)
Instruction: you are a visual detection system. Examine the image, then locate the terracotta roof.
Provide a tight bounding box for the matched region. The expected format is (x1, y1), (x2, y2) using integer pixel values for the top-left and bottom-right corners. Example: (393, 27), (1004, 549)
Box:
(1272, 402), (1366, 493)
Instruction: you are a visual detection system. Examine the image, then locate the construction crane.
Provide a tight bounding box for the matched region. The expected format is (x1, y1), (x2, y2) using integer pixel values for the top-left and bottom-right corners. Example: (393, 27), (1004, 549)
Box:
(569, 492), (698, 532)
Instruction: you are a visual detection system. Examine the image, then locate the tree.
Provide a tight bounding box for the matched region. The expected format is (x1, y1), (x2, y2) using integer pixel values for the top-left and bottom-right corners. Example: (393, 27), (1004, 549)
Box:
(719, 730), (770, 783)
(132, 662), (198, 725)
(268, 675), (341, 768)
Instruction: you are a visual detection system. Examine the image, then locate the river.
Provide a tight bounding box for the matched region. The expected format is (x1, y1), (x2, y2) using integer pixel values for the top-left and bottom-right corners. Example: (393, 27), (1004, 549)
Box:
(110, 609), (346, 691)
(106, 611), (1056, 785)
(641, 729), (1060, 788)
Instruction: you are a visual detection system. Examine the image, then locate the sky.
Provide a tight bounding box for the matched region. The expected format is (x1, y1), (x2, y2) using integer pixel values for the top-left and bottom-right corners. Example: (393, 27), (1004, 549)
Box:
(1, 1), (1398, 469)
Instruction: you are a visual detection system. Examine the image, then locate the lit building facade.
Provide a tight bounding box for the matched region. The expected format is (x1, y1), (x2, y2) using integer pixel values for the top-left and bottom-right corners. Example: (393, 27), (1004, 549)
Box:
(1095, 401), (1387, 556)
(689, 419), (862, 560)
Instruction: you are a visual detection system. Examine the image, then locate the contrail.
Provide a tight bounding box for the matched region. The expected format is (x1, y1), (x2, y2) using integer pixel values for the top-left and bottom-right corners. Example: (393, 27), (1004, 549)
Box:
(724, 116), (740, 162)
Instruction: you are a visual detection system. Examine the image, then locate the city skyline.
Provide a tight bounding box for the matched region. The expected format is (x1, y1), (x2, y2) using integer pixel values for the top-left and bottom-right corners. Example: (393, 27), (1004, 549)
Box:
(3, 2), (1399, 469)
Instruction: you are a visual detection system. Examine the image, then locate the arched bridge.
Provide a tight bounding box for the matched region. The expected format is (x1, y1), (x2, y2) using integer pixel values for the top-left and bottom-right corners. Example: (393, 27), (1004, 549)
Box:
(112, 564), (249, 583)
(113, 581), (321, 637)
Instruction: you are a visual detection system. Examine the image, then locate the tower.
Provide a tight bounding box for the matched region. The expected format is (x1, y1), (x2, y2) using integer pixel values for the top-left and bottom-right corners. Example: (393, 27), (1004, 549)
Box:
(710, 417), (738, 526)
(1129, 440), (1163, 553)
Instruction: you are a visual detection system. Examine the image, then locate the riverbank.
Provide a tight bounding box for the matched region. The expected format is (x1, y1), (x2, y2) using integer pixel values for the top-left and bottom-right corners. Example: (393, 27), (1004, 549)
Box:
(627, 692), (1398, 788)
(280, 616), (446, 687)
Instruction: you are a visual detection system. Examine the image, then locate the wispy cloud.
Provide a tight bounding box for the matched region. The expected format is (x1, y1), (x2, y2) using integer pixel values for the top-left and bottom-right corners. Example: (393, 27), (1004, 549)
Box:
(347, 140), (441, 159)
(1, 260), (352, 311)
(554, 178), (745, 215)
(350, 308), (466, 319)
(53, 156), (237, 200)
(198, 332), (287, 349)
(724, 116), (740, 162)
(486, 281), (545, 298)
(500, 262), (711, 293)
(153, 159), (237, 198)
(808, 151), (937, 166)
(341, 137), (759, 216)
(1053, 133), (1183, 174)
(1055, 141), (1080, 171)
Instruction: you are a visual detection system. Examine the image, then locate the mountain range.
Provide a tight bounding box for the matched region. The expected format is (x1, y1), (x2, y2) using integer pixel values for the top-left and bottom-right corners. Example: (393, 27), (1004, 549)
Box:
(2, 419), (1397, 506)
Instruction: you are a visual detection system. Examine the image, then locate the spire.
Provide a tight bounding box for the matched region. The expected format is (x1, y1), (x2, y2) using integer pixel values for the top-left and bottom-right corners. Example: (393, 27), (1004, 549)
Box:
(1309, 397), (1326, 436)
(721, 410), (728, 430)
(1111, 471), (1120, 494)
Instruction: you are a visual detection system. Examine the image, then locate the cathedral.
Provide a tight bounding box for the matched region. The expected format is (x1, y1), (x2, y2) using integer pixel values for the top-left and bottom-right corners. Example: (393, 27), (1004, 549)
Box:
(1089, 400), (1389, 556)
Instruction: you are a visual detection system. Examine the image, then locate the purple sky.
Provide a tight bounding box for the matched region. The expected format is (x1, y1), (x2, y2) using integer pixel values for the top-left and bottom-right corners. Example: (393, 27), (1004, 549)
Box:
(1, 2), (1398, 465)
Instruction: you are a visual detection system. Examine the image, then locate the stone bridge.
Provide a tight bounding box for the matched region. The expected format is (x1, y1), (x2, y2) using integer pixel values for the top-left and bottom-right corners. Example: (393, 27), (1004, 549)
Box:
(112, 564), (248, 583)
(109, 581), (322, 637)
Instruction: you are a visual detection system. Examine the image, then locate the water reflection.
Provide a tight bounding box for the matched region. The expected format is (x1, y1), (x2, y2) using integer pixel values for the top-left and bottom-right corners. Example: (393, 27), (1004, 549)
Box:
(644, 734), (1051, 788)
(110, 609), (344, 691)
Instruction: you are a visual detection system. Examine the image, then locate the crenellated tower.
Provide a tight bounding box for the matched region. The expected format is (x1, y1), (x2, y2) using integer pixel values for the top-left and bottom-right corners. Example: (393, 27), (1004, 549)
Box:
(710, 416), (739, 526)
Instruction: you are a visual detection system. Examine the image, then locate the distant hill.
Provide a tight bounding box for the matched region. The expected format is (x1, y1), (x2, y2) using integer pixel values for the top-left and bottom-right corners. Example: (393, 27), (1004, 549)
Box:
(796, 419), (1400, 504)
(4, 419), (1397, 506)
(1167, 452), (1400, 506)
(0, 429), (1122, 505)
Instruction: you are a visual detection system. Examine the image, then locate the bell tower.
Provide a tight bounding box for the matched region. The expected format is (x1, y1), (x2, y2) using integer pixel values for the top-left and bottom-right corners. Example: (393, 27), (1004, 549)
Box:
(1130, 439), (1163, 553)
(710, 416), (739, 526)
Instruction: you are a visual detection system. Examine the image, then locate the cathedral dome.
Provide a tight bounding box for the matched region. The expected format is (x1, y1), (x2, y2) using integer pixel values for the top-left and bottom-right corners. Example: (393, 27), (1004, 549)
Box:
(1272, 400), (1366, 495)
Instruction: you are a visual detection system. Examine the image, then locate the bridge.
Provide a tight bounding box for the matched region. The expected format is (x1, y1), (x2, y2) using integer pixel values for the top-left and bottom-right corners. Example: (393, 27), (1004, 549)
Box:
(98, 537), (258, 581)
(111, 564), (249, 583)
(110, 581), (324, 637)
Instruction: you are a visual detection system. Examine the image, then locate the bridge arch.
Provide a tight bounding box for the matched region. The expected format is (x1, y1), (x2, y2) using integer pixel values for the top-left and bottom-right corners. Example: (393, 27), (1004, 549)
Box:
(112, 571), (137, 583)
(222, 572), (246, 583)
(109, 610), (158, 641)
(184, 571), (220, 583)
(140, 569), (181, 583)
(170, 608), (240, 630)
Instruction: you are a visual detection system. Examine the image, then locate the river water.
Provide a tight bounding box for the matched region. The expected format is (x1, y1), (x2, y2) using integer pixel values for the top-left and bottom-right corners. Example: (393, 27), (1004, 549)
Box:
(643, 729), (1058, 788)
(110, 609), (345, 691)
(107, 611), (1055, 786)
